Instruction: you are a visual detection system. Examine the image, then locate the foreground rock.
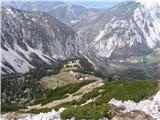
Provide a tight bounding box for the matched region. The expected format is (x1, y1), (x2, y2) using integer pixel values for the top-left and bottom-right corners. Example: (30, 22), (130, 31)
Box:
(109, 91), (160, 120)
(0, 108), (65, 120)
(111, 110), (154, 120)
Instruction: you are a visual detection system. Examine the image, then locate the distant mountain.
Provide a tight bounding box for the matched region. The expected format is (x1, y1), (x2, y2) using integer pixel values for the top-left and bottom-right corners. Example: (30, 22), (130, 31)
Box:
(1, 6), (80, 74)
(2, 1), (101, 26)
(66, 1), (122, 9)
(78, 0), (160, 59)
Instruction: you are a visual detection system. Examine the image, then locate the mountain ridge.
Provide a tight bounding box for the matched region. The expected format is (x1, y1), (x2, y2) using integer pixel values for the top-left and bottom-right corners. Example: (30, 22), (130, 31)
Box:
(77, 0), (160, 59)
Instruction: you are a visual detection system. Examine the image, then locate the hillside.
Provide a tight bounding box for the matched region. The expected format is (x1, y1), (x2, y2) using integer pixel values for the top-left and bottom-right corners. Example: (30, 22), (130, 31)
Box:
(1, 80), (159, 120)
(1, 58), (104, 113)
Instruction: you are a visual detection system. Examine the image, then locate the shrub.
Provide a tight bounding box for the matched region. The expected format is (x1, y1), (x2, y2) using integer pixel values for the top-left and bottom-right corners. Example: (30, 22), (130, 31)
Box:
(61, 103), (111, 120)
(1, 104), (24, 113)
(95, 80), (158, 104)
(94, 69), (107, 79)
(61, 80), (159, 120)
(26, 108), (52, 114)
(34, 80), (95, 105)
(72, 80), (159, 105)
(118, 68), (150, 80)
(74, 89), (100, 105)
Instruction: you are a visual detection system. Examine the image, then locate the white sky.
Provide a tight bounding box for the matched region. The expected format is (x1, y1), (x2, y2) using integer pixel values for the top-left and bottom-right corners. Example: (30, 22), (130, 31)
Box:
(1, 0), (124, 2)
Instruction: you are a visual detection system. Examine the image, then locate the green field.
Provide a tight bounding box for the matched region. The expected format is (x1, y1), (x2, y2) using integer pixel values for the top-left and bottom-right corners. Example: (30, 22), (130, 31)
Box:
(146, 56), (160, 64)
(126, 55), (160, 65)
(40, 72), (80, 89)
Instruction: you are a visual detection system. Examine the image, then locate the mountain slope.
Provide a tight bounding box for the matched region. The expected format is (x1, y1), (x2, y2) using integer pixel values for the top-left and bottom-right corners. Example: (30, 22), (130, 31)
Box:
(78, 1), (160, 59)
(2, 1), (160, 76)
(1, 6), (80, 74)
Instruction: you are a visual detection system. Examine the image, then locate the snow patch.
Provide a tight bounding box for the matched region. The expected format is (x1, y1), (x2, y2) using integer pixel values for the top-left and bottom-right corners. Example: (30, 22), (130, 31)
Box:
(6, 8), (14, 15)
(31, 18), (37, 22)
(71, 19), (80, 24)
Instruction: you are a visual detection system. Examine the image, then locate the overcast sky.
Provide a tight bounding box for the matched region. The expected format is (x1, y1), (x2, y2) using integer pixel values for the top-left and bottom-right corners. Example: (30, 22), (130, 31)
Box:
(64, 0), (124, 1)
(1, 0), (125, 2)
